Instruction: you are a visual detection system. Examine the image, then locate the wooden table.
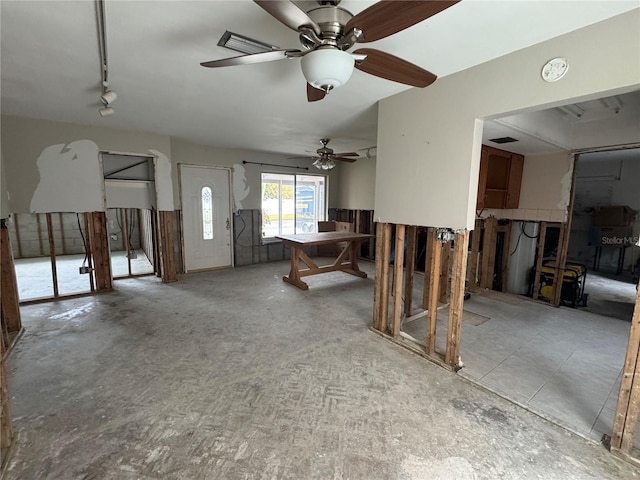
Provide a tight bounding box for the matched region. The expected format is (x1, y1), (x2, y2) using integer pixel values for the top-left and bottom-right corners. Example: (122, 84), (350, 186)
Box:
(276, 231), (374, 290)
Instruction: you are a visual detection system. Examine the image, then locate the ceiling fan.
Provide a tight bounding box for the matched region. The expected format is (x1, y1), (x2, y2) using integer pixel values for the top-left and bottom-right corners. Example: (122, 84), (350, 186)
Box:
(201, 0), (461, 102)
(290, 138), (360, 170)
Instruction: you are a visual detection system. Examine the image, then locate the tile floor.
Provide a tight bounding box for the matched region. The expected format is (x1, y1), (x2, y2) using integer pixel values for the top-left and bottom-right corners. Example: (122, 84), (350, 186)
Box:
(402, 288), (631, 445)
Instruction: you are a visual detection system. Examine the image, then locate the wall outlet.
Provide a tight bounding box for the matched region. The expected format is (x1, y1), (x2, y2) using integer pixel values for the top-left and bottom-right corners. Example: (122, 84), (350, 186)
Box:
(79, 266), (92, 274)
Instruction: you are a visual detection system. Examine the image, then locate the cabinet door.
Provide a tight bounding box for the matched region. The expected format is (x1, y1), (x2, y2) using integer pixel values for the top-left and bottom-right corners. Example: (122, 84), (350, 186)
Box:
(505, 154), (524, 209)
(476, 148), (489, 210)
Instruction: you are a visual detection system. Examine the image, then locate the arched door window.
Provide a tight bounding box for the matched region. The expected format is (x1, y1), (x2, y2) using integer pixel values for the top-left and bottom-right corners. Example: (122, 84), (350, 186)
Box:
(202, 186), (213, 239)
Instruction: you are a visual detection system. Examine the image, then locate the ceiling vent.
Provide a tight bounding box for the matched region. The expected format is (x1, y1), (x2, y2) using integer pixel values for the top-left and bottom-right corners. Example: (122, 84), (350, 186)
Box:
(489, 136), (519, 144)
(218, 31), (277, 55)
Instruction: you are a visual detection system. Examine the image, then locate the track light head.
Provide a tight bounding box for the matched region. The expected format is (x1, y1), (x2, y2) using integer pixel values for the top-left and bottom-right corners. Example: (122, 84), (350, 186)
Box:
(99, 106), (115, 117)
(100, 90), (118, 105)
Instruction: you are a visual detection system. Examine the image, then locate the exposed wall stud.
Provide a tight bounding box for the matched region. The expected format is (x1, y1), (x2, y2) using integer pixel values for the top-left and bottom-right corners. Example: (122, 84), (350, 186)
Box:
(404, 226), (418, 317)
(391, 224), (405, 337)
(426, 236), (442, 355)
(445, 231), (470, 368)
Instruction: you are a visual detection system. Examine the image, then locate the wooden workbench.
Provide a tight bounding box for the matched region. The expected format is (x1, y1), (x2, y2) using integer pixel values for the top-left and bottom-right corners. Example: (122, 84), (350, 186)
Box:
(276, 231), (374, 290)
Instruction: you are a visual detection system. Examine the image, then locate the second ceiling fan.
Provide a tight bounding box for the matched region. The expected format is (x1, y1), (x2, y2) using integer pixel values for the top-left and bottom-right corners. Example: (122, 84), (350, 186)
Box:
(201, 0), (461, 102)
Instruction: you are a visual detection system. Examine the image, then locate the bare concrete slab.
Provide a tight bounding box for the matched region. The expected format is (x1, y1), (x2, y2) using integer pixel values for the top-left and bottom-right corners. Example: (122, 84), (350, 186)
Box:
(4, 261), (639, 479)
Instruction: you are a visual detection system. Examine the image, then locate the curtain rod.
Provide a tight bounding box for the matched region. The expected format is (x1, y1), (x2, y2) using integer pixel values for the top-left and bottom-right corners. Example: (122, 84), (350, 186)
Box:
(242, 160), (308, 171)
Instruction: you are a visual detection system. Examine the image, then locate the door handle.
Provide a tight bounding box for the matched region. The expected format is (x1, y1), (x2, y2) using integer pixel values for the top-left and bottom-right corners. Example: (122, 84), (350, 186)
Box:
(226, 218), (231, 230)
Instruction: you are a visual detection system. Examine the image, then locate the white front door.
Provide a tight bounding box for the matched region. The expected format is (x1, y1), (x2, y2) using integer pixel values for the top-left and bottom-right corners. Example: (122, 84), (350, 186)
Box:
(180, 165), (233, 272)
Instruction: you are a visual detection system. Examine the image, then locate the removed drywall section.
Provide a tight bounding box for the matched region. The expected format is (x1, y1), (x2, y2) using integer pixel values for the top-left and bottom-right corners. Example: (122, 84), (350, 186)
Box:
(376, 10), (640, 229)
(1, 115), (172, 213)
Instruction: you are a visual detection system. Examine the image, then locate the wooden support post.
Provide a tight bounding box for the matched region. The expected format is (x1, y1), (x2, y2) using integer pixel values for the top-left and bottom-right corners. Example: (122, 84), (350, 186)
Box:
(59, 212), (67, 255)
(468, 219), (482, 293)
(0, 333), (14, 460)
(158, 210), (177, 283)
(439, 241), (451, 304)
(380, 223), (392, 333)
(46, 213), (59, 297)
(426, 237), (442, 356)
(391, 225), (405, 337)
(422, 228), (436, 308)
(373, 222), (385, 331)
(0, 220), (22, 333)
(445, 231), (470, 368)
(36, 213), (44, 256)
(552, 223), (569, 306)
(83, 213), (95, 292)
(480, 216), (498, 289)
(13, 213), (23, 259)
(369, 215), (375, 260)
(612, 285), (640, 453)
(89, 212), (112, 291)
(123, 208), (133, 277)
(404, 226), (418, 318)
(501, 220), (512, 292)
(532, 222), (547, 300)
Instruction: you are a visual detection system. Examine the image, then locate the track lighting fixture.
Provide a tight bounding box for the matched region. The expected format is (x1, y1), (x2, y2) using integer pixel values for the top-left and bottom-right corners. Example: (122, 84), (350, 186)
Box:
(100, 90), (118, 105)
(99, 106), (115, 117)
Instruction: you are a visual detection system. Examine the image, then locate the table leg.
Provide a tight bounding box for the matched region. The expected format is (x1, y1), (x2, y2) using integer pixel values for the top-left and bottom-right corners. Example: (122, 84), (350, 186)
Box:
(282, 245), (309, 290)
(344, 240), (367, 278)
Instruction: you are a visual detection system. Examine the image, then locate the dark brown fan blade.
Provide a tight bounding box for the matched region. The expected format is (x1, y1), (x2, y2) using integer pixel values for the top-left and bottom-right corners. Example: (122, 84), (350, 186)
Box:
(345, 0), (460, 43)
(332, 152), (360, 157)
(254, 0), (321, 35)
(201, 49), (299, 68)
(307, 83), (326, 102)
(332, 156), (358, 163)
(354, 48), (437, 88)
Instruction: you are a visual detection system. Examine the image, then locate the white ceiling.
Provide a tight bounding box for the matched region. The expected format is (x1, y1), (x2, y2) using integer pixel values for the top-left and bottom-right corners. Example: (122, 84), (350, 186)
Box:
(1, 0), (638, 158)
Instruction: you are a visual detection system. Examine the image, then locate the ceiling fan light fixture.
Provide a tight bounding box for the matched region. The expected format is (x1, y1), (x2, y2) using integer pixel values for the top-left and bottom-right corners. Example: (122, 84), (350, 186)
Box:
(301, 49), (354, 92)
(312, 158), (336, 170)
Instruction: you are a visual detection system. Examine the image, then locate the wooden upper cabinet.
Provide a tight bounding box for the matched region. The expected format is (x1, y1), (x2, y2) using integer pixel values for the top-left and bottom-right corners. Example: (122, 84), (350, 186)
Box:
(476, 145), (524, 210)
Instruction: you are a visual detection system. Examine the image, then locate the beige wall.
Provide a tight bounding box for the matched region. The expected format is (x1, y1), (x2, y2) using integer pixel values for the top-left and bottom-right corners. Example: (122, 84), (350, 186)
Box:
(1, 115), (172, 213)
(169, 138), (340, 212)
(334, 156), (376, 210)
(0, 149), (9, 218)
(376, 10), (640, 230)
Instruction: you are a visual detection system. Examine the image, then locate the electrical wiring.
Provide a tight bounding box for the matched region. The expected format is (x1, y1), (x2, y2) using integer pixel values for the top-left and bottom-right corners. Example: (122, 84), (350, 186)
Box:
(510, 221), (540, 256)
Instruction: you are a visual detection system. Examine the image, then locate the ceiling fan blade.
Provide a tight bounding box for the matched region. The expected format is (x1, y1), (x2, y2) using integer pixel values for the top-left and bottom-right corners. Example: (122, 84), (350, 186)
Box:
(287, 155), (317, 161)
(346, 0), (460, 43)
(354, 48), (437, 88)
(201, 49), (301, 68)
(332, 152), (360, 157)
(254, 0), (321, 35)
(307, 83), (326, 102)
(333, 156), (358, 163)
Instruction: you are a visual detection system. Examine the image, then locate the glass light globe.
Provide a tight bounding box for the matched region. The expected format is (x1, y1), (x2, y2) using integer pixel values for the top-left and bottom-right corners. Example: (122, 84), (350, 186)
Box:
(301, 49), (355, 92)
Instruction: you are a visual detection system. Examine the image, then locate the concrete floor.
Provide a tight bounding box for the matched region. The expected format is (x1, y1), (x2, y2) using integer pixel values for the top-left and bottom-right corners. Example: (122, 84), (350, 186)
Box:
(5, 260), (639, 479)
(14, 250), (153, 301)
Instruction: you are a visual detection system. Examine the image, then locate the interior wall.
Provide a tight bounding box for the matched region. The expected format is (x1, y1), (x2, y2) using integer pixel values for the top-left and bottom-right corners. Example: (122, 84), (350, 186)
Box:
(334, 157), (376, 211)
(0, 115), (173, 214)
(168, 138), (340, 212)
(481, 151), (573, 222)
(376, 10), (640, 230)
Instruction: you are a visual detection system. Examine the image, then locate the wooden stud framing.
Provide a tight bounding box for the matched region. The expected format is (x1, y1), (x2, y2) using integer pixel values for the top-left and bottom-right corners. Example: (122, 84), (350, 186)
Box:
(422, 228), (436, 308)
(83, 213), (95, 292)
(158, 210), (177, 283)
(552, 223), (569, 306)
(439, 241), (451, 304)
(372, 222), (386, 331)
(89, 212), (113, 291)
(445, 231), (470, 368)
(0, 332), (14, 463)
(480, 216), (498, 289)
(45, 213), (59, 297)
(391, 225), (406, 337)
(380, 223), (392, 333)
(612, 285), (640, 453)
(426, 237), (442, 356)
(532, 222), (547, 300)
(13, 214), (23, 259)
(468, 219), (482, 293)
(123, 208), (133, 277)
(403, 226), (418, 318)
(501, 220), (512, 293)
(0, 220), (21, 334)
